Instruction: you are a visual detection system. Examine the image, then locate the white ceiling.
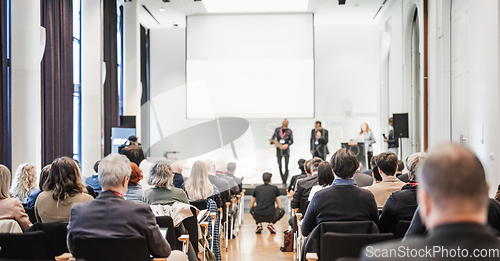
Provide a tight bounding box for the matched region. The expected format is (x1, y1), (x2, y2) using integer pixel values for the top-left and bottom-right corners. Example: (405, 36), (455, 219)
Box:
(138, 0), (389, 28)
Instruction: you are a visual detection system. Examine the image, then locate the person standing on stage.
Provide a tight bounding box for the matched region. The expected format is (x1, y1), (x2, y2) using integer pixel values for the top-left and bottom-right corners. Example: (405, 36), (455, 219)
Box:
(359, 123), (376, 165)
(310, 121), (329, 160)
(271, 119), (294, 185)
(384, 117), (399, 157)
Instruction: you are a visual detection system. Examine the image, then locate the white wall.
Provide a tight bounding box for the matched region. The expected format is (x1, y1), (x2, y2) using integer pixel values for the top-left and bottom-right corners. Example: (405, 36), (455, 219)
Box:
(148, 19), (380, 184)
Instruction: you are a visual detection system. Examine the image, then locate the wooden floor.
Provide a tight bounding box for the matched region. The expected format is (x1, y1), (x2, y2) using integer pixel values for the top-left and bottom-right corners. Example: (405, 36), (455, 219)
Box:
(223, 213), (295, 261)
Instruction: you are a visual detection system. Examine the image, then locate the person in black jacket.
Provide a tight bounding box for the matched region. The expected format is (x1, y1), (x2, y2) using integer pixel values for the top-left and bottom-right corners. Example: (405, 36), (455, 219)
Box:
(171, 160), (186, 189)
(310, 121), (329, 160)
(288, 159), (308, 193)
(291, 158), (322, 214)
(384, 117), (399, 156)
(270, 119), (294, 184)
(363, 144), (500, 261)
(302, 149), (379, 237)
(379, 152), (427, 234)
(119, 136), (145, 167)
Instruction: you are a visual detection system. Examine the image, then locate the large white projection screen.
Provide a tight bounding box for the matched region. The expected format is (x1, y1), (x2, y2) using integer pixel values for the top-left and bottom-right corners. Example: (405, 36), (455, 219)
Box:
(186, 14), (314, 119)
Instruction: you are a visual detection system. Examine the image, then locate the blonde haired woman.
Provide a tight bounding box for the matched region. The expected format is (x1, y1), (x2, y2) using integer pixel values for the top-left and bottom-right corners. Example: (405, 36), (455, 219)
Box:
(10, 163), (37, 204)
(0, 165), (31, 231)
(183, 161), (222, 261)
(142, 161), (188, 205)
(359, 122), (376, 165)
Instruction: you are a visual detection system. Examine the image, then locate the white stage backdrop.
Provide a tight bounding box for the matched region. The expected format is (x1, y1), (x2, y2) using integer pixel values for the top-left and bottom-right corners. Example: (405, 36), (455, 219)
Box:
(186, 14), (314, 119)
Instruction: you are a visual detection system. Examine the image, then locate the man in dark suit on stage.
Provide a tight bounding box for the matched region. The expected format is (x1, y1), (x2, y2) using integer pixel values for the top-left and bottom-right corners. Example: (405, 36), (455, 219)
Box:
(271, 119), (294, 184)
(362, 144), (500, 260)
(310, 121), (329, 160)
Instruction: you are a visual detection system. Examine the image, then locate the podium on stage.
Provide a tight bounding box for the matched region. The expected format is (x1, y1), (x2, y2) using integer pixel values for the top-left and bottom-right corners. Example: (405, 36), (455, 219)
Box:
(341, 141), (369, 171)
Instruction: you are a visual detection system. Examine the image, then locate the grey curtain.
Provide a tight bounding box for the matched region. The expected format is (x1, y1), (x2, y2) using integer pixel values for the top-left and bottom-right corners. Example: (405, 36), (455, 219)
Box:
(0, 0), (10, 169)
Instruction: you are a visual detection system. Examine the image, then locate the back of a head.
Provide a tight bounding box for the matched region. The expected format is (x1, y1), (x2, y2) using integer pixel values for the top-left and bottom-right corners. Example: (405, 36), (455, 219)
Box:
(227, 162), (236, 173)
(129, 163), (143, 186)
(0, 165), (11, 199)
(148, 161), (172, 188)
(215, 159), (226, 172)
(128, 135), (138, 142)
(262, 172), (272, 184)
(39, 164), (52, 191)
(186, 161), (213, 201)
(370, 155), (378, 169)
(172, 160), (182, 173)
(305, 159), (313, 174)
(297, 159), (306, 173)
(12, 163), (36, 198)
(98, 154), (131, 190)
(93, 160), (100, 174)
(420, 144), (488, 212)
(204, 159), (215, 173)
(376, 152), (398, 176)
(406, 152), (427, 181)
(317, 162), (334, 187)
(45, 157), (85, 201)
(330, 148), (359, 179)
(397, 160), (405, 172)
(310, 157), (323, 173)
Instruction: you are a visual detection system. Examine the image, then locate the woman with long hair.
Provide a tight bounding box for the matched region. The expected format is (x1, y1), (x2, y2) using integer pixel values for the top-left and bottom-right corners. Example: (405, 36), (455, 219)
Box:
(0, 164), (31, 231)
(184, 161), (222, 261)
(34, 157), (93, 223)
(26, 164), (51, 208)
(359, 122), (376, 164)
(10, 163), (37, 204)
(142, 161), (188, 205)
(308, 161), (334, 201)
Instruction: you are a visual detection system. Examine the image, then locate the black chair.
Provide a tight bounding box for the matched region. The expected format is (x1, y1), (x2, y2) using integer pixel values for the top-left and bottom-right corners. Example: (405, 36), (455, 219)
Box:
(394, 220), (411, 239)
(302, 220), (380, 261)
(319, 232), (394, 260)
(155, 216), (178, 250)
(24, 207), (37, 224)
(0, 231), (53, 260)
(26, 222), (68, 256)
(72, 235), (150, 261)
(182, 215), (199, 253)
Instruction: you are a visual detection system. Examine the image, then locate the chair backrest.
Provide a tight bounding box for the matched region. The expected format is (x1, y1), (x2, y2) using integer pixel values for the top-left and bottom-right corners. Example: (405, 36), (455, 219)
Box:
(72, 236), (151, 261)
(0, 220), (22, 233)
(320, 233), (394, 260)
(155, 216), (177, 250)
(0, 231), (53, 260)
(394, 220), (411, 239)
(24, 207), (37, 224)
(25, 222), (69, 256)
(190, 200), (208, 211)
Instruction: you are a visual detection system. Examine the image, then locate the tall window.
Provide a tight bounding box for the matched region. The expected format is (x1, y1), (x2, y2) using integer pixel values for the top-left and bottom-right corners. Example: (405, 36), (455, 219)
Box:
(72, 0), (82, 161)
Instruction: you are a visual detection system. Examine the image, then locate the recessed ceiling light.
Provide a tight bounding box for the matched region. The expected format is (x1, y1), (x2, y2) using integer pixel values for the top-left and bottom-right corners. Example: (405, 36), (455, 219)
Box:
(202, 0), (309, 13)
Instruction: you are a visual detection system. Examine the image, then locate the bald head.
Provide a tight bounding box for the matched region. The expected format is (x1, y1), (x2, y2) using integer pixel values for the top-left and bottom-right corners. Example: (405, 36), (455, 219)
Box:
(282, 119), (289, 129)
(204, 159), (216, 173)
(420, 144), (488, 213)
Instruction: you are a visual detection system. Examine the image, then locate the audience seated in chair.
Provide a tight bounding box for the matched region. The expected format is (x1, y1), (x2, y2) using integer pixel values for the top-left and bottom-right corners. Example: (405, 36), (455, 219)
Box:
(379, 152), (427, 234)
(204, 159), (231, 207)
(10, 163), (37, 204)
(67, 153), (186, 260)
(302, 148), (379, 237)
(143, 161), (189, 205)
(366, 152), (406, 211)
(125, 162), (144, 203)
(288, 159), (308, 194)
(172, 160), (187, 189)
(27, 164), (51, 209)
(184, 161), (222, 261)
(35, 157), (93, 223)
(353, 165), (373, 188)
(250, 172), (285, 234)
(85, 160), (102, 194)
(291, 157), (323, 214)
(362, 144), (500, 260)
(308, 161), (334, 201)
(0, 164), (31, 231)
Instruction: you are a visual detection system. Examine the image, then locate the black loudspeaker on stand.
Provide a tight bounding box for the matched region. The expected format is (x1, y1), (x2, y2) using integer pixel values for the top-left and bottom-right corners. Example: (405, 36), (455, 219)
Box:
(393, 113), (409, 159)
